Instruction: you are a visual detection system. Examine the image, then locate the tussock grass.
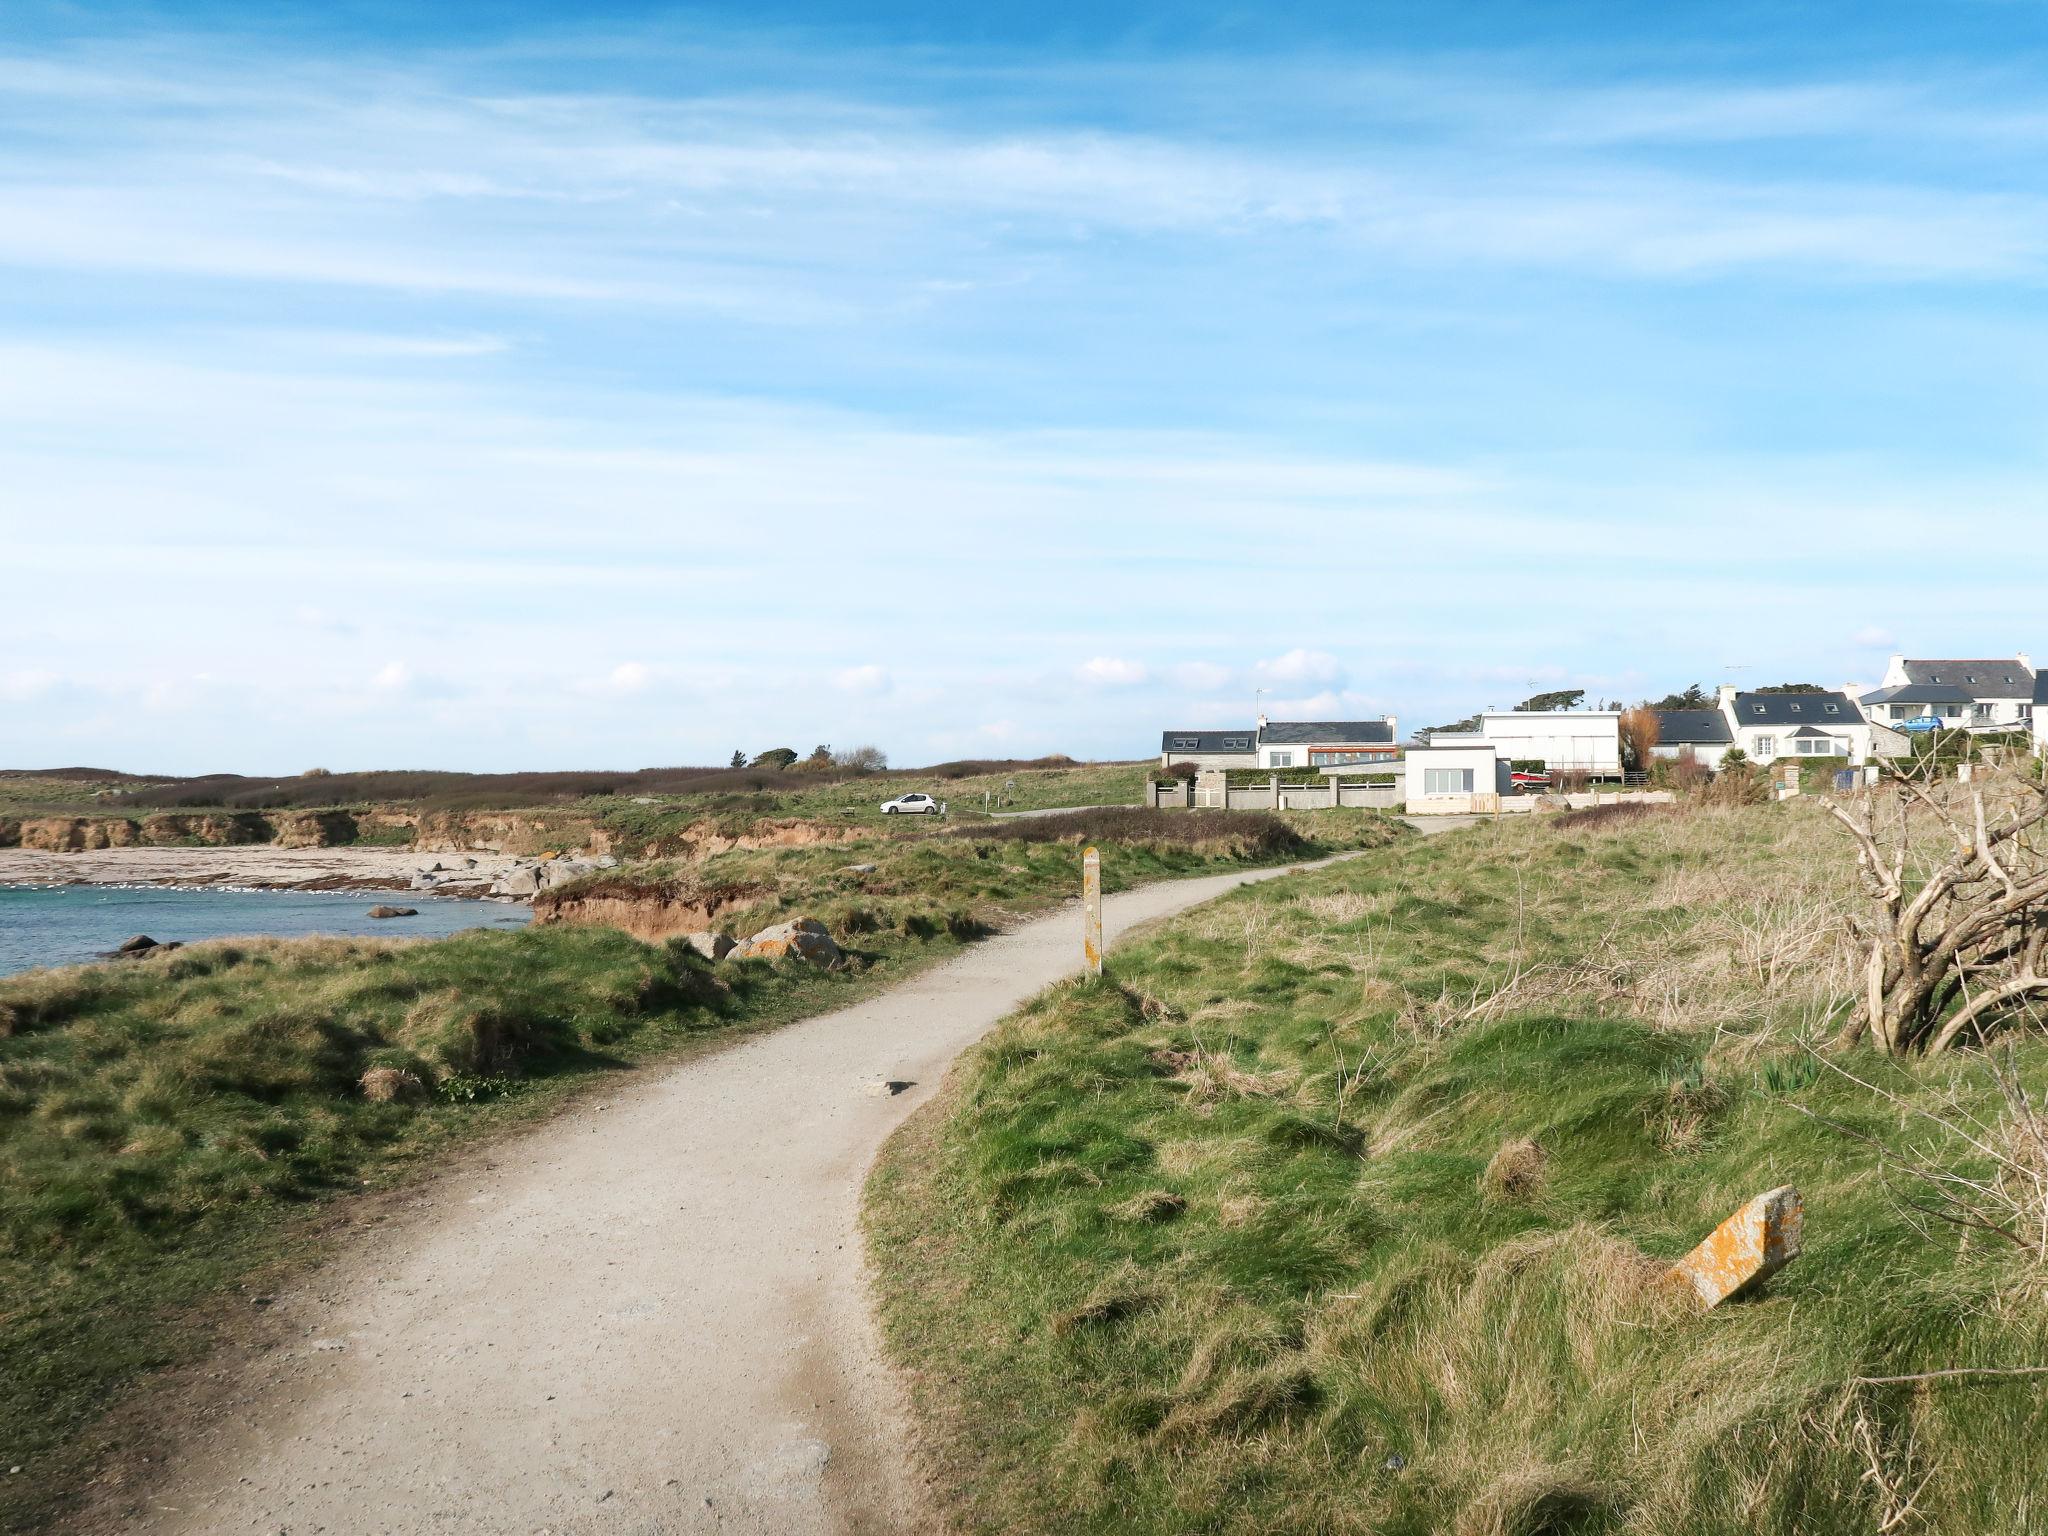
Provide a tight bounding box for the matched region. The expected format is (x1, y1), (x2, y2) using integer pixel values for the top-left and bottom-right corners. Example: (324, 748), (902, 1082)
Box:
(868, 801), (2048, 1535)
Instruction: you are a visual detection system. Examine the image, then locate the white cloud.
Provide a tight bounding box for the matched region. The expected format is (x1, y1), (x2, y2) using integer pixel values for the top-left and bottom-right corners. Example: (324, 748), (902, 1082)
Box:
(1076, 656), (1148, 686)
(0, 669), (60, 702)
(608, 661), (651, 693)
(1169, 661), (1233, 691)
(1850, 625), (1896, 649)
(369, 661), (413, 693)
(835, 663), (892, 694)
(1254, 648), (1344, 685)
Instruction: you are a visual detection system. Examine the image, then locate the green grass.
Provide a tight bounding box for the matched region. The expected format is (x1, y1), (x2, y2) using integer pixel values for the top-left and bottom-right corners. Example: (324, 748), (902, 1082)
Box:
(867, 801), (2048, 1535)
(0, 805), (1399, 1530)
(551, 809), (1402, 942)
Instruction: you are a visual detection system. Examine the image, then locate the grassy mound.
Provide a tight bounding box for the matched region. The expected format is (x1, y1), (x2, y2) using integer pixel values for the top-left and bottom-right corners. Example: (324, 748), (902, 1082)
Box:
(544, 809), (1404, 943)
(868, 802), (2048, 1535)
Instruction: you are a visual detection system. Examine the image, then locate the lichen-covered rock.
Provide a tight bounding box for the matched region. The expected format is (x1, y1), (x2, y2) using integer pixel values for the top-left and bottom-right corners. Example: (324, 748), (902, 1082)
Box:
(728, 917), (845, 968)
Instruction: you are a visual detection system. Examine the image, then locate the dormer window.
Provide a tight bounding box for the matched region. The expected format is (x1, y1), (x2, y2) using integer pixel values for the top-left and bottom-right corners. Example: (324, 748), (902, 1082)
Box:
(1789, 703), (1803, 714)
(1752, 705), (1766, 715)
(1825, 703), (1839, 714)
(1930, 674), (1943, 683)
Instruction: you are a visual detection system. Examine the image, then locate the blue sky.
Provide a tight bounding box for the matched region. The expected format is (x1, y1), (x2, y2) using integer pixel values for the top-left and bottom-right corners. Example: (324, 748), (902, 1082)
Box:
(4, 1), (2046, 772)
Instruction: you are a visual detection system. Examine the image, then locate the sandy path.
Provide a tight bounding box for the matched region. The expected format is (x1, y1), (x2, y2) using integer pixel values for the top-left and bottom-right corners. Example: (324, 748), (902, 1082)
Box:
(81, 859), (1324, 1536)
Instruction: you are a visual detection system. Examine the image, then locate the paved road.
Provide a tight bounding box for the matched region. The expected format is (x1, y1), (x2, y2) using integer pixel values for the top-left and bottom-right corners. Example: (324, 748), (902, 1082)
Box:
(83, 859), (1331, 1536)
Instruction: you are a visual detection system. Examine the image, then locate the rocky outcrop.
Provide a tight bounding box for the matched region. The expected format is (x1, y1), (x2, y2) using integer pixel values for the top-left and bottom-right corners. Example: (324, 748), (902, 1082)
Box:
(137, 813), (277, 846)
(411, 812), (612, 857)
(272, 811), (362, 848)
(20, 817), (143, 851)
(646, 817), (862, 863)
(530, 877), (772, 944)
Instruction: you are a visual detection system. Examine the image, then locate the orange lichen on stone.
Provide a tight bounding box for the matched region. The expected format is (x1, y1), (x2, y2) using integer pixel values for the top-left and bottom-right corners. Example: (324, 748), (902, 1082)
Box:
(1666, 1185), (1803, 1307)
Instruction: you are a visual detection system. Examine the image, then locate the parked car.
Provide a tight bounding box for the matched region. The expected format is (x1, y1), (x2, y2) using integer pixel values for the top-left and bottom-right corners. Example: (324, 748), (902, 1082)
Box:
(880, 792), (944, 815)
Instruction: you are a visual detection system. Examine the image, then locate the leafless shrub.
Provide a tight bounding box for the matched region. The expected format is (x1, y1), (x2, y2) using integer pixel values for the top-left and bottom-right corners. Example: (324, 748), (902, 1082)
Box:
(1824, 769), (2048, 1053)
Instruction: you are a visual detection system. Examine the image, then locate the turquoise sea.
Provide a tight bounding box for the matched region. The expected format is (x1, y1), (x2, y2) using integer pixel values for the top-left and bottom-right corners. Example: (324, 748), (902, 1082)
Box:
(0, 884), (531, 978)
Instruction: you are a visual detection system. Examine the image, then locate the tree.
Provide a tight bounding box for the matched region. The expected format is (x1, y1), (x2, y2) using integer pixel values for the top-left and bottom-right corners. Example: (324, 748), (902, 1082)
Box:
(752, 747), (798, 771)
(832, 744), (887, 773)
(1755, 682), (1827, 695)
(1424, 712), (1482, 736)
(1517, 688), (1585, 713)
(793, 744), (835, 773)
(1618, 706), (1661, 771)
(729, 750), (747, 769)
(1651, 684), (1712, 710)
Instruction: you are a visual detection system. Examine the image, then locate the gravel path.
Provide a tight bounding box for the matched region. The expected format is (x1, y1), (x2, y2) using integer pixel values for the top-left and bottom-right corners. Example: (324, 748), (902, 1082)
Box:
(80, 859), (1326, 1536)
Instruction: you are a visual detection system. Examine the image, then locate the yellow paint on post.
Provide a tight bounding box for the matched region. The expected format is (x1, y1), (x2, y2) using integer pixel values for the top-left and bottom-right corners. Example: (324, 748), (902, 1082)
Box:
(1082, 845), (1103, 976)
(1666, 1185), (1803, 1307)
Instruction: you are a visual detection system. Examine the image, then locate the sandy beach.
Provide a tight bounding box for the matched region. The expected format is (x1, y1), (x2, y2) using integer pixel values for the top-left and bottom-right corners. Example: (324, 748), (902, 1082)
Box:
(0, 846), (529, 895)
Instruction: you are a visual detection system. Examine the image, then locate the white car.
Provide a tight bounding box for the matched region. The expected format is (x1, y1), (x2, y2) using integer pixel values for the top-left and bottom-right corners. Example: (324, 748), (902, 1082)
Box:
(880, 792), (944, 815)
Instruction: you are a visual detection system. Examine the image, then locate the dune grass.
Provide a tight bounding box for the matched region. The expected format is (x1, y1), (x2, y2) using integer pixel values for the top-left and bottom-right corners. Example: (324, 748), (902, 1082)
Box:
(867, 801), (2048, 1535)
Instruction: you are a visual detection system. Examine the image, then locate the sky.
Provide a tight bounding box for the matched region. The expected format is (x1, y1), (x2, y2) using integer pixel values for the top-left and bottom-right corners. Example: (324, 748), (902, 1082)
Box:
(3, 1), (2047, 773)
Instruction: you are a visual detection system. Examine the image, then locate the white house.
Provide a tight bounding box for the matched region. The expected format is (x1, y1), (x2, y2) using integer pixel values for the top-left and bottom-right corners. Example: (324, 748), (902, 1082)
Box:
(1851, 655), (2036, 737)
(1450, 711), (1622, 776)
(1717, 686), (1896, 766)
(1650, 708), (1734, 771)
(1402, 741), (1509, 814)
(1254, 717), (1398, 771)
(1158, 729), (1258, 771)
(1159, 716), (1398, 772)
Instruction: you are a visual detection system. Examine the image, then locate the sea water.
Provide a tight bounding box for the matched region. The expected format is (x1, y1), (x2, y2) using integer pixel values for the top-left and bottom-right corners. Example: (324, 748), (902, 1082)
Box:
(0, 884), (531, 978)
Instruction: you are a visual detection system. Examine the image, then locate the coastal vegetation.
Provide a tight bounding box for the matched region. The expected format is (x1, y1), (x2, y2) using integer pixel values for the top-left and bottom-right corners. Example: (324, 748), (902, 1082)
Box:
(868, 798), (2048, 1535)
(0, 805), (1397, 1530)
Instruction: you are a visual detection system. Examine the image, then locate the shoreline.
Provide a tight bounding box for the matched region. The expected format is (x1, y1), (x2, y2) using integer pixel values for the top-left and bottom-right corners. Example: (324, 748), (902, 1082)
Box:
(0, 846), (534, 900)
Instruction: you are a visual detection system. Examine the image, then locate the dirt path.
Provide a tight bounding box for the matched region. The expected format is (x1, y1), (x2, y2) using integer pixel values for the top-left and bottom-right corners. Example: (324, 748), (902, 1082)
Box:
(79, 859), (1325, 1536)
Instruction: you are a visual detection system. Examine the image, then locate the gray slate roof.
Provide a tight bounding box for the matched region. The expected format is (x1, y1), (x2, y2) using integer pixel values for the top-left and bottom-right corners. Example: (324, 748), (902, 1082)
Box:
(1258, 720), (1395, 745)
(1901, 659), (2034, 699)
(1654, 709), (1732, 746)
(1787, 726), (1843, 741)
(1861, 683), (1974, 706)
(1732, 691), (1864, 727)
(1160, 729), (1256, 754)
(2037, 671), (2048, 705)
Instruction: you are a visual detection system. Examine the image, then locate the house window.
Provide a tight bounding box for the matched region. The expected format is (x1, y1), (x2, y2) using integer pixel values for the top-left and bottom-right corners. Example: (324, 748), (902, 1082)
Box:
(1824, 703), (1840, 714)
(1754, 735), (1776, 758)
(1423, 767), (1475, 795)
(1751, 705), (1766, 715)
(1224, 737), (1251, 750)
(1794, 737), (1840, 756)
(1173, 737), (1198, 749)
(1270, 751), (1294, 768)
(2022, 705), (2034, 721)
(1311, 749), (1394, 766)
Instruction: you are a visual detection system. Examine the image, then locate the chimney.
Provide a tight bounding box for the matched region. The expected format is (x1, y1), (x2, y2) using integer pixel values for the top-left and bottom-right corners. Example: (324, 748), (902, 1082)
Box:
(1255, 712), (1268, 730)
(1717, 683), (1738, 713)
(2019, 652), (2033, 672)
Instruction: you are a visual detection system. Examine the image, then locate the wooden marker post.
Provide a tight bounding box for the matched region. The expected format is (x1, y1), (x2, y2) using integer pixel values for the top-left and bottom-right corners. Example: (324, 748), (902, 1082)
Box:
(1082, 846), (1103, 976)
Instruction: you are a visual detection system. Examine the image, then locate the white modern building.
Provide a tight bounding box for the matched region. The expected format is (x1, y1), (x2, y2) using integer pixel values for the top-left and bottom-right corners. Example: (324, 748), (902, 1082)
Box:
(1402, 741), (1509, 814)
(1433, 711), (1622, 776)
